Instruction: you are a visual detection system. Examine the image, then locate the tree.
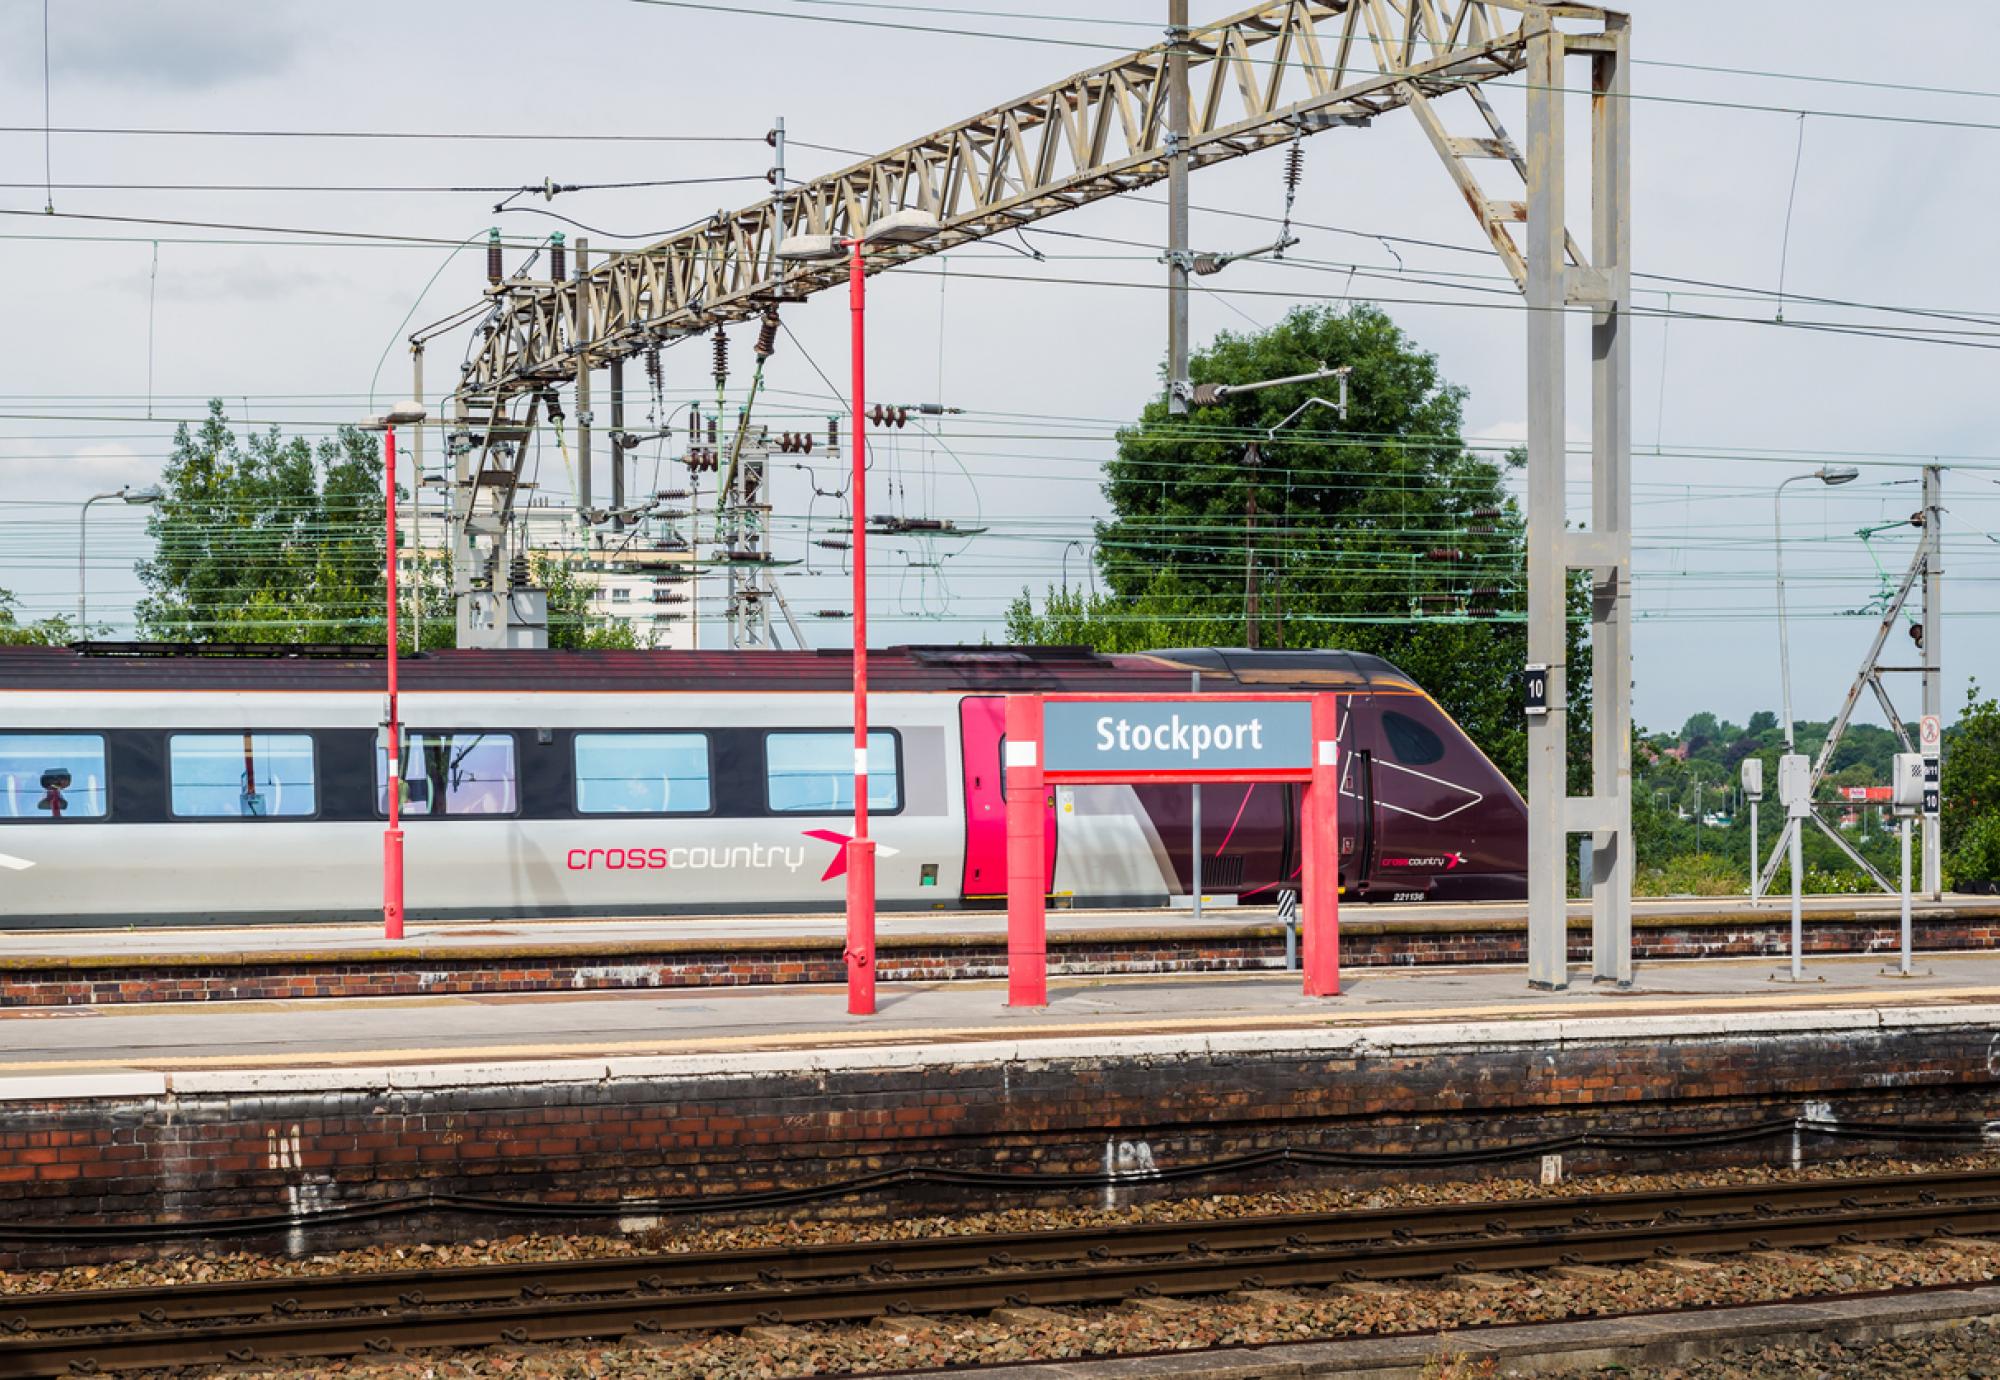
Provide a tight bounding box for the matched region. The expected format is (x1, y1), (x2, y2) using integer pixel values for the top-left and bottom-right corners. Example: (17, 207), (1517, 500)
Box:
(138, 402), (386, 644)
(1005, 303), (1586, 790)
(0, 592), (77, 646)
(137, 401), (638, 650)
(1944, 681), (2000, 887)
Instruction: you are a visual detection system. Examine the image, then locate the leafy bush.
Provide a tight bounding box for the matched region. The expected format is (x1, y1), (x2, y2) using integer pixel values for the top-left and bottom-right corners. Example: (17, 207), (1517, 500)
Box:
(1947, 813), (2000, 892)
(1634, 852), (1746, 897)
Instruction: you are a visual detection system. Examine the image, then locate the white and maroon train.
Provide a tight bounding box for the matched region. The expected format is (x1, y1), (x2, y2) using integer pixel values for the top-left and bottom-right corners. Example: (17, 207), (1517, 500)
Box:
(0, 644), (1526, 927)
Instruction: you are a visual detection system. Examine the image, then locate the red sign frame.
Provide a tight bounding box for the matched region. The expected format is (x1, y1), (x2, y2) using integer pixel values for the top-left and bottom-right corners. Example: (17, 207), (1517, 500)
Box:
(1003, 692), (1341, 1006)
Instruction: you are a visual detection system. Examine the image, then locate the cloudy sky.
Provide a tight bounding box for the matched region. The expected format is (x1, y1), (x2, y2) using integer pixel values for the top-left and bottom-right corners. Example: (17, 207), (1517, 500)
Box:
(1, 0), (1995, 737)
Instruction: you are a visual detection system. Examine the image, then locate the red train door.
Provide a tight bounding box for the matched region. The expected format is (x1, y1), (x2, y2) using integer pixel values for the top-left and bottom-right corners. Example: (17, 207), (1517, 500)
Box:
(960, 696), (1056, 899)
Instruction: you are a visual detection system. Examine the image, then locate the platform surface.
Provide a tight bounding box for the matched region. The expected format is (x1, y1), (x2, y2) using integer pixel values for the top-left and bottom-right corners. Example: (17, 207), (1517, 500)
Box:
(2, 893), (1986, 959)
(3, 951), (1996, 1083)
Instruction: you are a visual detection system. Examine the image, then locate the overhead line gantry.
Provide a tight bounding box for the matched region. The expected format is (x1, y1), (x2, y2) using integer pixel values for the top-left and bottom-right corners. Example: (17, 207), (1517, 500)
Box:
(430, 0), (1634, 991)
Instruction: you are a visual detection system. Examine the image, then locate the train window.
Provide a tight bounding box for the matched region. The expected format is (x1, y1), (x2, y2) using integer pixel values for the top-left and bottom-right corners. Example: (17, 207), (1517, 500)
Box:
(1381, 710), (1446, 766)
(574, 733), (712, 814)
(764, 731), (900, 814)
(0, 733), (109, 821)
(169, 734), (317, 818)
(376, 732), (519, 817)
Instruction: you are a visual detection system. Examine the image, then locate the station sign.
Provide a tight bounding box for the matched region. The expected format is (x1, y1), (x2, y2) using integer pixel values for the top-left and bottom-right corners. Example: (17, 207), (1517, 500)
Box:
(1043, 698), (1313, 775)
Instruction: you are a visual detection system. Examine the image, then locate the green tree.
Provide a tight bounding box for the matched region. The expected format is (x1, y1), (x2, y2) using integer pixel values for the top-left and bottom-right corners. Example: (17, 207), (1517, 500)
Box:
(1005, 303), (1586, 790)
(138, 402), (386, 644)
(1944, 681), (2000, 887)
(0, 591), (78, 646)
(137, 401), (637, 650)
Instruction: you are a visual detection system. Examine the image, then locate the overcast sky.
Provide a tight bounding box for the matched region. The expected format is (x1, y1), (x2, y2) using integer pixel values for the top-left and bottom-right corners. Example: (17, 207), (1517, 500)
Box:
(2, 0), (1995, 737)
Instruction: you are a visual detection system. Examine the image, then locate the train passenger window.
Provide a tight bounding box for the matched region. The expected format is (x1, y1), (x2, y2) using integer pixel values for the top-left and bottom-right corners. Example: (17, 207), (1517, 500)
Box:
(169, 734), (317, 818)
(376, 732), (519, 816)
(1381, 710), (1446, 766)
(764, 731), (900, 814)
(0, 734), (108, 821)
(574, 733), (712, 814)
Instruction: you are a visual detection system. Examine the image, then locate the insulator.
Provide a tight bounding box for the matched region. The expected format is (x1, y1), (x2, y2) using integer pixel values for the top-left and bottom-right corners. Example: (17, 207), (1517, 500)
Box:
(1910, 621), (1925, 648)
(687, 407), (701, 438)
(828, 417), (840, 450)
(541, 390), (565, 424)
(486, 228), (502, 284)
(707, 416), (718, 447)
(655, 489), (689, 501)
(815, 538), (851, 551)
(1468, 607), (1496, 619)
(1189, 382), (1225, 407)
(1911, 509), (1927, 528)
(1426, 547), (1465, 562)
(1467, 524), (1497, 536)
(1192, 254), (1226, 276)
(509, 549), (531, 588)
(1472, 507), (1504, 520)
(711, 326), (728, 385)
(816, 609), (851, 619)
(1470, 587), (1501, 600)
(1283, 142), (1304, 192)
(549, 232), (565, 284)
(755, 309), (779, 359)
(800, 433), (814, 454)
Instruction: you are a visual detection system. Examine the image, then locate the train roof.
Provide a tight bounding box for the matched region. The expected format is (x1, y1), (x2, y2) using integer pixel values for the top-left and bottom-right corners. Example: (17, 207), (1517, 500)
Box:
(0, 643), (1421, 695)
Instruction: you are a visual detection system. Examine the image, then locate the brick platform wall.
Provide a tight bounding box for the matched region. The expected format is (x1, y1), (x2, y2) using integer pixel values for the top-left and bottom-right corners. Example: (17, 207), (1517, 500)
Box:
(4, 909), (1999, 1007)
(3, 1015), (1998, 1266)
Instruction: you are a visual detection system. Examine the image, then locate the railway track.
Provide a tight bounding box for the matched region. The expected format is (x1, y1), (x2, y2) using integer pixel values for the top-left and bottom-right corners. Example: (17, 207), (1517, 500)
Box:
(6, 1167), (2000, 1376)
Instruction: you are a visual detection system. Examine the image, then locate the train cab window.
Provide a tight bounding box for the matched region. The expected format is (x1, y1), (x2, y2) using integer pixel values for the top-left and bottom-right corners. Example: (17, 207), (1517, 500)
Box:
(0, 733), (108, 821)
(1381, 710), (1446, 766)
(574, 733), (712, 814)
(764, 731), (900, 814)
(377, 732), (518, 816)
(169, 734), (317, 818)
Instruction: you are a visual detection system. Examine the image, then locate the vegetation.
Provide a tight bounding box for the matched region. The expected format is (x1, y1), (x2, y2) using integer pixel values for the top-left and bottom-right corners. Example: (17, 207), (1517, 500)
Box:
(0, 593), (77, 646)
(136, 401), (634, 651)
(1005, 304), (1587, 790)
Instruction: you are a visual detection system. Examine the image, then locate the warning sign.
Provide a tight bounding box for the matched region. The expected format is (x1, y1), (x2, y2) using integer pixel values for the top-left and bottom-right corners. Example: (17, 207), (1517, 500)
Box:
(1921, 714), (1942, 750)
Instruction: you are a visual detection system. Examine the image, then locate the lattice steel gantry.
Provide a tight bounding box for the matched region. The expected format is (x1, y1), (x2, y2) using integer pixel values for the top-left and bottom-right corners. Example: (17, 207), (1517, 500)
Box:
(435, 0), (1634, 985)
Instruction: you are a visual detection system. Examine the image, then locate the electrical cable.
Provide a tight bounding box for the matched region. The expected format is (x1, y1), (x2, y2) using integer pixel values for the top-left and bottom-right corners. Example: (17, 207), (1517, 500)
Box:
(0, 1115), (1967, 1246)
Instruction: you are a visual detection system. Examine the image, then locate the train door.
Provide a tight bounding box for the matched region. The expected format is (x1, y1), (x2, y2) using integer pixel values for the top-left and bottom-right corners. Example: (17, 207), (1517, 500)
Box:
(958, 696), (1055, 900)
(1278, 694), (1373, 898)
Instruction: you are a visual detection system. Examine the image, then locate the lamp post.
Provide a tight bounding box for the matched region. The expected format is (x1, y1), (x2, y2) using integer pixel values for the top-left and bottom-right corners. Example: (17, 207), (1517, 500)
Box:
(1772, 463), (1858, 977)
(78, 485), (161, 632)
(1773, 465), (1861, 750)
(364, 401), (428, 941)
(779, 208), (941, 1016)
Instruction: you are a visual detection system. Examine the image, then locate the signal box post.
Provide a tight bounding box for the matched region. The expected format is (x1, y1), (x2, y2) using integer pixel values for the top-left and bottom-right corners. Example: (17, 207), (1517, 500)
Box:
(1004, 691), (1339, 1008)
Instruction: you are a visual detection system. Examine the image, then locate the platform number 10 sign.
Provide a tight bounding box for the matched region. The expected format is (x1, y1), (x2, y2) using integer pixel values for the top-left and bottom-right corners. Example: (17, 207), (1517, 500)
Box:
(1523, 663), (1549, 718)
(1921, 714), (1942, 818)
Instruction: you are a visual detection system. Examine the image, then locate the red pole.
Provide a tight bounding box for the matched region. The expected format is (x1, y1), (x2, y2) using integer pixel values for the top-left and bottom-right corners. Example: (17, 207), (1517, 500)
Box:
(1302, 693), (1340, 996)
(1004, 695), (1047, 1007)
(383, 425), (405, 941)
(844, 236), (876, 1016)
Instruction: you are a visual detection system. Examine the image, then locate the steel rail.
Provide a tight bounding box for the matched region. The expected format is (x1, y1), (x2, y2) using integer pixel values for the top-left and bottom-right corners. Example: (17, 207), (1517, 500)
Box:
(8, 1166), (1998, 1333)
(5, 1174), (2000, 1375)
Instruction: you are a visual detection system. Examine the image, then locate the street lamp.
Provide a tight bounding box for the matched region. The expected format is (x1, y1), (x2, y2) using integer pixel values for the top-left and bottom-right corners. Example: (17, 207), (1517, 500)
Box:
(362, 400), (429, 941)
(779, 207), (942, 1016)
(1773, 465), (1860, 749)
(1771, 463), (1857, 974)
(78, 485), (162, 632)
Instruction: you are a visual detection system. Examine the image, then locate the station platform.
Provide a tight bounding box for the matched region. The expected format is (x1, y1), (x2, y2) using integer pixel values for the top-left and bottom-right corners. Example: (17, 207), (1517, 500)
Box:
(4, 954), (2000, 1263)
(3, 893), (1995, 1008)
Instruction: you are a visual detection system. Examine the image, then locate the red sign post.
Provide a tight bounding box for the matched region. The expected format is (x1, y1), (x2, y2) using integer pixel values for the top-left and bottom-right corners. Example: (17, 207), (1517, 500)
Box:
(1004, 692), (1341, 1007)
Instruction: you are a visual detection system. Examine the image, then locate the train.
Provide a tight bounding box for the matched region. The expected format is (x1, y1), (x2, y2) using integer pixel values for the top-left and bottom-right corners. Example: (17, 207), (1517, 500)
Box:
(0, 643), (1527, 927)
